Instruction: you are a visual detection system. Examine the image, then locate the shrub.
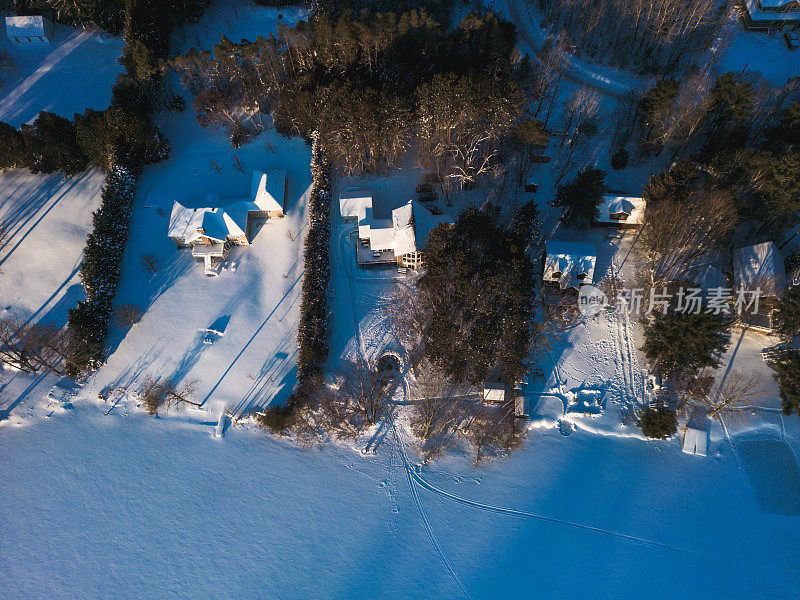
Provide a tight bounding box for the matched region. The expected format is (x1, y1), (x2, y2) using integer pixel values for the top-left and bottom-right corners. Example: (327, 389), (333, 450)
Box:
(255, 404), (296, 434)
(610, 148), (629, 170)
(637, 405), (678, 439)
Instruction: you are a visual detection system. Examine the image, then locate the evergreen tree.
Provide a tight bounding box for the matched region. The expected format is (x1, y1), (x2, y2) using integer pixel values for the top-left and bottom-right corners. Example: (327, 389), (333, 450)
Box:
(642, 311), (731, 378)
(19, 111), (86, 175)
(610, 148), (628, 170)
(642, 159), (700, 205)
(0, 121), (29, 170)
(773, 286), (800, 339)
(766, 99), (800, 151)
(637, 404), (678, 439)
(769, 350), (800, 417)
(419, 205), (537, 385)
(553, 166), (605, 227)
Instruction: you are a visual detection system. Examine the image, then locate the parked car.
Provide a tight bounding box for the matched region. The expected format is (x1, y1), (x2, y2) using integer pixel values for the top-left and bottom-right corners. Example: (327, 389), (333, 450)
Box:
(416, 182), (433, 194)
(786, 31), (800, 50)
(427, 205), (442, 215)
(418, 193), (436, 203)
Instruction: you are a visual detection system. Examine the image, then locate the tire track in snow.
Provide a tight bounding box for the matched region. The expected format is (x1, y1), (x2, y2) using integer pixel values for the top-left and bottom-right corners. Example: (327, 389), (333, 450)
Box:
(408, 468), (793, 575)
(392, 423), (472, 600)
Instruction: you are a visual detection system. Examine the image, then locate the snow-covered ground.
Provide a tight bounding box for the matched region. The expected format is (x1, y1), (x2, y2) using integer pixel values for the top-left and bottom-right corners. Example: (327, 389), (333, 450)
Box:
(0, 23), (123, 127)
(2, 386), (800, 599)
(2, 2), (800, 598)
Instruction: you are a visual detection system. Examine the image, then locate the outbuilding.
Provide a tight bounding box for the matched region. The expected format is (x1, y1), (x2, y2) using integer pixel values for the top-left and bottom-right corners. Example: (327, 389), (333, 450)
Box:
(5, 15), (52, 44)
(682, 426), (708, 457)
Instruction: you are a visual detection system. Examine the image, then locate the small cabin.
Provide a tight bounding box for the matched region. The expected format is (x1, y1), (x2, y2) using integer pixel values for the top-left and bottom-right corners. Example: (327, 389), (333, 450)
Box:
(5, 15), (52, 44)
(593, 195), (645, 229)
(544, 241), (596, 290)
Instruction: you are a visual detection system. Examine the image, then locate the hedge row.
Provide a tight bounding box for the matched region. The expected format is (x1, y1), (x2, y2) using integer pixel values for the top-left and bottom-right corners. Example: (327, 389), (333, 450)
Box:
(66, 164), (138, 376)
(296, 136), (332, 389)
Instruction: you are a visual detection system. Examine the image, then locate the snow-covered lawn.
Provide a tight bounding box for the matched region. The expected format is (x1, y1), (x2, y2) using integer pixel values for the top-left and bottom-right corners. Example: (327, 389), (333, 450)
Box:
(84, 104), (312, 416)
(0, 24), (123, 127)
(722, 25), (800, 85)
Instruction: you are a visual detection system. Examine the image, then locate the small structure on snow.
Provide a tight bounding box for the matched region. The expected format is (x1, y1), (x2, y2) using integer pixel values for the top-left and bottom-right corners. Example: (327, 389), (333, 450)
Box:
(544, 241), (596, 290)
(483, 376), (505, 403)
(5, 15), (52, 44)
(593, 194), (645, 229)
(682, 420), (708, 457)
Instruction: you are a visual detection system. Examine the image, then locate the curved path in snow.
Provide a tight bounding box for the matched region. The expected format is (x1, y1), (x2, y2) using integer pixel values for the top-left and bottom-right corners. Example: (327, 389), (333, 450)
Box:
(504, 0), (647, 99)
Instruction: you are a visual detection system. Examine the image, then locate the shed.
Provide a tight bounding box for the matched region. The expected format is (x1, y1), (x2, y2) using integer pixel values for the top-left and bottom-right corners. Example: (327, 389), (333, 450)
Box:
(593, 195), (645, 229)
(682, 426), (708, 457)
(5, 15), (51, 44)
(483, 379), (505, 403)
(525, 178), (538, 193)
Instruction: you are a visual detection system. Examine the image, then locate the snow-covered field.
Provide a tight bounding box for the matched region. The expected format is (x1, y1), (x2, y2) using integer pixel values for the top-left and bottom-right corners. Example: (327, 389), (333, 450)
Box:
(0, 23), (123, 127)
(2, 2), (800, 599)
(2, 388), (800, 599)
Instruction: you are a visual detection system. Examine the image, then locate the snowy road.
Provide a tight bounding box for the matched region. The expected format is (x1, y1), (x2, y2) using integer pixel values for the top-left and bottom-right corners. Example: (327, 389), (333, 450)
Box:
(504, 0), (646, 99)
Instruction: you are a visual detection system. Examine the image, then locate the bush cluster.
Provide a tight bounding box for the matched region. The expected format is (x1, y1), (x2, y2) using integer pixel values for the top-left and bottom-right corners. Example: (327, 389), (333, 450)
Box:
(296, 136), (332, 387)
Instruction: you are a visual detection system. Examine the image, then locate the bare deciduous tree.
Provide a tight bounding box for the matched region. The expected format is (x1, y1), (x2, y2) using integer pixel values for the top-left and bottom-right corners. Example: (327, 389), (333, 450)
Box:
(141, 253), (161, 275)
(338, 356), (389, 427)
(0, 317), (78, 375)
(692, 369), (764, 421)
(140, 376), (200, 416)
(638, 188), (738, 290)
(409, 364), (470, 461)
(113, 304), (144, 328)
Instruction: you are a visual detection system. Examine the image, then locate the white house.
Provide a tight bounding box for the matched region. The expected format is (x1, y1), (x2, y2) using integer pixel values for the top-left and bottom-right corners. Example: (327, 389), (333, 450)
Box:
(168, 170), (287, 274)
(544, 241), (596, 290)
(593, 195), (645, 229)
(743, 0), (800, 33)
(339, 188), (452, 269)
(4, 15), (52, 44)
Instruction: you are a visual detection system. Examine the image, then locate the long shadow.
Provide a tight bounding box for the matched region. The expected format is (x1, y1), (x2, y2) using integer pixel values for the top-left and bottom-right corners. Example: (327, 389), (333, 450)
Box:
(19, 264), (82, 327)
(0, 373), (47, 422)
(0, 171), (91, 267)
(200, 271), (304, 406)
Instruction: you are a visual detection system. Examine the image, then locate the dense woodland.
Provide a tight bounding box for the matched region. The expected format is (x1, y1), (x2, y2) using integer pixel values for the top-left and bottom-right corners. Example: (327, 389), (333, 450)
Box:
(171, 6), (558, 188)
(534, 0), (732, 74)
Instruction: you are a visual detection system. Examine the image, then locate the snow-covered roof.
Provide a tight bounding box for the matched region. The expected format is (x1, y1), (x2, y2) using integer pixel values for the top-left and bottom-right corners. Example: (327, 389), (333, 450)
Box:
(412, 200), (452, 248)
(392, 202), (417, 257)
(5, 15), (47, 39)
(250, 169), (285, 213)
(168, 201), (247, 244)
(595, 195), (645, 226)
(733, 242), (786, 297)
(368, 219), (396, 251)
(544, 241), (596, 289)
(339, 187), (373, 221)
(682, 427), (707, 457)
(745, 0), (800, 22)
